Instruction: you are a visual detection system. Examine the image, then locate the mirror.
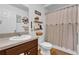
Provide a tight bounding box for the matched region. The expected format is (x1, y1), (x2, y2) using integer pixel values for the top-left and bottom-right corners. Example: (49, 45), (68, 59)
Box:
(0, 4), (29, 36)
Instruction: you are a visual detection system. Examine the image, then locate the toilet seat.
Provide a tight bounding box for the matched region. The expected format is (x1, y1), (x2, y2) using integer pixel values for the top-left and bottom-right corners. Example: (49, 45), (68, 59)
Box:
(40, 42), (52, 48)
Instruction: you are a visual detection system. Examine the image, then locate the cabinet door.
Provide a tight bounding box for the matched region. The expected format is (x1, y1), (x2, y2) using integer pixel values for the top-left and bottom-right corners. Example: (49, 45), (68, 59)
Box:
(6, 43), (29, 55)
(0, 50), (5, 55)
(27, 47), (38, 55)
(6, 40), (38, 55)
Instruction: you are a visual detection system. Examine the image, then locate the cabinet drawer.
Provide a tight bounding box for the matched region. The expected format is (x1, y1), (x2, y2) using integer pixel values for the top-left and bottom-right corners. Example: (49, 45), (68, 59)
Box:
(6, 39), (38, 55)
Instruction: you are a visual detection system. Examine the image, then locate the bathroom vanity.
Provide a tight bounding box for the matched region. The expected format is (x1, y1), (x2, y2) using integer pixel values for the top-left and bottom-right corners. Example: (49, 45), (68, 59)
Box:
(0, 38), (38, 55)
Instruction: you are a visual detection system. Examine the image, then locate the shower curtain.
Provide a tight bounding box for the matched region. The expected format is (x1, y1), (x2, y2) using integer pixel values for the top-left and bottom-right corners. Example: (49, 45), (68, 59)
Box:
(46, 5), (78, 52)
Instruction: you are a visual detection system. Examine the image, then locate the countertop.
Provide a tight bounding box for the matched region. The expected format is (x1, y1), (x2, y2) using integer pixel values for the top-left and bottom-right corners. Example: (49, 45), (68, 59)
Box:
(0, 36), (38, 51)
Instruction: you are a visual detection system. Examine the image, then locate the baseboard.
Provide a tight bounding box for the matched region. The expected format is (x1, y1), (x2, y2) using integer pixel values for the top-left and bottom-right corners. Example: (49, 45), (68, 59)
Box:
(51, 44), (77, 55)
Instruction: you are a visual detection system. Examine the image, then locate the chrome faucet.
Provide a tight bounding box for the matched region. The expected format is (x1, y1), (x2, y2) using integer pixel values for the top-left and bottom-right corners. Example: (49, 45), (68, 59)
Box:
(14, 30), (21, 36)
(17, 33), (21, 36)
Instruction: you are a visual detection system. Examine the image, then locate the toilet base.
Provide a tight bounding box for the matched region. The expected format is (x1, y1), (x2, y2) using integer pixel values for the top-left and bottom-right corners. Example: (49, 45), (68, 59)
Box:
(39, 42), (53, 55)
(40, 47), (51, 55)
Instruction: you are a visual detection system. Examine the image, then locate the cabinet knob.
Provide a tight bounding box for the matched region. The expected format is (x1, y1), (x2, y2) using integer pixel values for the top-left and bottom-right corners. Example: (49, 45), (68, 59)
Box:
(28, 52), (30, 54)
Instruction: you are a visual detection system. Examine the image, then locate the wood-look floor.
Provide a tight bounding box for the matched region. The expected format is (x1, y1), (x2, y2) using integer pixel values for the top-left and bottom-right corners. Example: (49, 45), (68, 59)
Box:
(38, 48), (71, 55)
(50, 48), (71, 55)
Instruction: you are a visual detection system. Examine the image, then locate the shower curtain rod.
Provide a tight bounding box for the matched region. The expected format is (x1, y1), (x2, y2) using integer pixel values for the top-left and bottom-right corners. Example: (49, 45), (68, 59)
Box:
(46, 4), (78, 15)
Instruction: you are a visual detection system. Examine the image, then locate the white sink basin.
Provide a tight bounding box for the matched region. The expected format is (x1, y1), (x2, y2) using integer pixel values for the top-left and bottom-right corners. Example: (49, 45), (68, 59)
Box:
(20, 35), (32, 40)
(9, 35), (32, 40)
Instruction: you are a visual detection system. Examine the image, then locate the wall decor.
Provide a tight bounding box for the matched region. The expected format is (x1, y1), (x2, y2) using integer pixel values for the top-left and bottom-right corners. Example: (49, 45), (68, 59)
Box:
(39, 24), (42, 30)
(36, 31), (43, 36)
(22, 16), (29, 24)
(34, 23), (40, 30)
(34, 16), (43, 30)
(16, 15), (21, 23)
(35, 10), (41, 16)
(34, 16), (39, 21)
(31, 21), (32, 28)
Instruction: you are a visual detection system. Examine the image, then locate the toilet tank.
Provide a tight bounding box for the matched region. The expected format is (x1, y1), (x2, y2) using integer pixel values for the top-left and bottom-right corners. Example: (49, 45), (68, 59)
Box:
(38, 35), (45, 44)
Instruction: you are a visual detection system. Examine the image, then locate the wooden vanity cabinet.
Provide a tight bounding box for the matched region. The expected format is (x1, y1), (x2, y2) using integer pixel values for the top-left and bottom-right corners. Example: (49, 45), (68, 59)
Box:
(0, 39), (38, 55)
(0, 50), (6, 55)
(27, 46), (38, 55)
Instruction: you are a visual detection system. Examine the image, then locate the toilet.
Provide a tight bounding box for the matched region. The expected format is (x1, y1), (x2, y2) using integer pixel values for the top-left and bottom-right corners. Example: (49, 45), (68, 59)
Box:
(38, 35), (53, 55)
(39, 42), (53, 55)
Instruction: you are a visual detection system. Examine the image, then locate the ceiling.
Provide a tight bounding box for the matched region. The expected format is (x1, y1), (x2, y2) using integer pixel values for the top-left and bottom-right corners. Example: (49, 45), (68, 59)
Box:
(44, 4), (68, 14)
(10, 4), (29, 12)
(9, 4), (69, 14)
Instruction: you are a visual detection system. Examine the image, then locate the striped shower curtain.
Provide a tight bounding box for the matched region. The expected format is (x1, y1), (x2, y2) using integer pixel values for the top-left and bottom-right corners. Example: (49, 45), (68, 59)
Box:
(46, 5), (78, 52)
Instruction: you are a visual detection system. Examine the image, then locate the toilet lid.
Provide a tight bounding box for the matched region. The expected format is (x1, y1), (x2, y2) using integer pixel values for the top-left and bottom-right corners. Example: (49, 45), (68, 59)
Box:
(40, 42), (53, 48)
